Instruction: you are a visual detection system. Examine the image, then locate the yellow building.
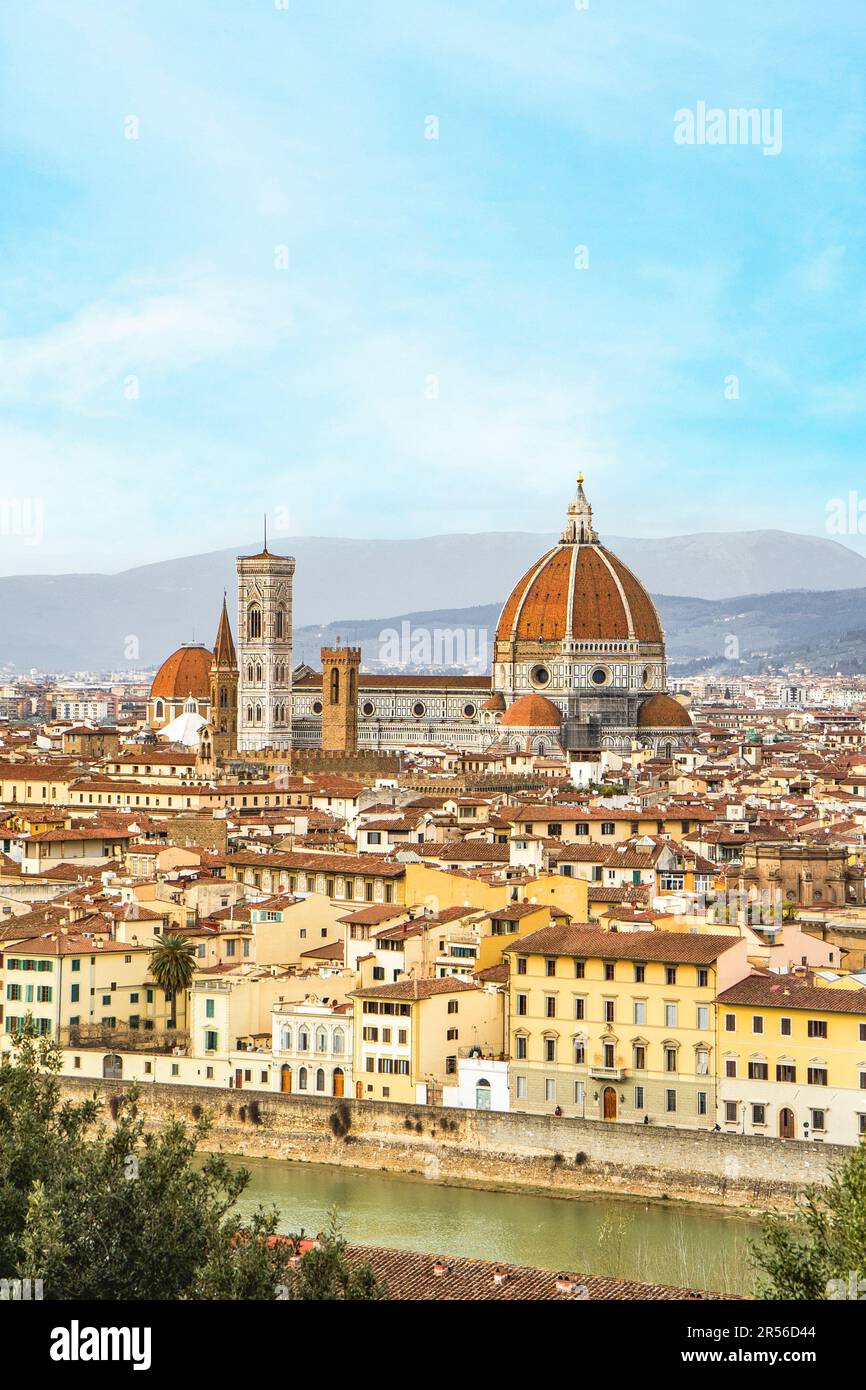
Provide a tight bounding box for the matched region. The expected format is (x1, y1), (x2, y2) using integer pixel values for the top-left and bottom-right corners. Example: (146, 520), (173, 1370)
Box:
(1, 932), (171, 1046)
(716, 971), (866, 1145)
(349, 976), (503, 1105)
(504, 925), (749, 1127)
(228, 851), (406, 907)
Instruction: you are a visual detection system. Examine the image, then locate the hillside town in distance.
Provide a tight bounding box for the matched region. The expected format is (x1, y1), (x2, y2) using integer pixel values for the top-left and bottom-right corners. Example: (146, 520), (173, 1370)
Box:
(4, 479), (866, 1151)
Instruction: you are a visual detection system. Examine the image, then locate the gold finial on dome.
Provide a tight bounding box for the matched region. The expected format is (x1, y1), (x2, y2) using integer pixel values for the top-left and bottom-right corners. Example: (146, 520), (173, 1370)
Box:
(561, 474), (596, 544)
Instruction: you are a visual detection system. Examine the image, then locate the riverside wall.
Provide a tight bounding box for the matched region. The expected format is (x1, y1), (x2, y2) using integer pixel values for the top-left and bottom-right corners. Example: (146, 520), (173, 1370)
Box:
(58, 1077), (846, 1210)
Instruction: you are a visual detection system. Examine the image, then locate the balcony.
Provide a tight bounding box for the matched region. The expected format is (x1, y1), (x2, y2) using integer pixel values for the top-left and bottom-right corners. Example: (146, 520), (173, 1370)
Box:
(588, 1064), (626, 1081)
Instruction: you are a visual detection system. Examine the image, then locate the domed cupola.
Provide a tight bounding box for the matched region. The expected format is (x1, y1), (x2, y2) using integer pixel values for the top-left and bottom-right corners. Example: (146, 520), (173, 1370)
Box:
(490, 477), (675, 755)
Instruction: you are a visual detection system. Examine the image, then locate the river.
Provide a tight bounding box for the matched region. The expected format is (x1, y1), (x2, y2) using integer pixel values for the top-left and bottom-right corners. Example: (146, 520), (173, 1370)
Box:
(226, 1154), (761, 1295)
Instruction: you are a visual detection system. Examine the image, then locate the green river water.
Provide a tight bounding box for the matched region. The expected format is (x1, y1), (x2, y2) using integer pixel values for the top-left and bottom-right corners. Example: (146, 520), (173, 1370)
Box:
(226, 1155), (761, 1295)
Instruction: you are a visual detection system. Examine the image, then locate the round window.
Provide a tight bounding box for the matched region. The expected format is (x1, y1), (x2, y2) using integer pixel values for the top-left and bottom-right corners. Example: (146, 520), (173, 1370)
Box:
(530, 665), (550, 687)
(590, 667), (608, 686)
(463, 702), (477, 719)
(361, 700), (375, 717)
(642, 666), (652, 688)
(413, 701), (426, 718)
(311, 700), (323, 715)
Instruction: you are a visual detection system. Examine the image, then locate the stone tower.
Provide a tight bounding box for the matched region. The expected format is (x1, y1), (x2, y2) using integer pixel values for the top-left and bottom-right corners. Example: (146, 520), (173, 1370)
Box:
(236, 537), (295, 752)
(320, 644), (360, 754)
(210, 594), (239, 763)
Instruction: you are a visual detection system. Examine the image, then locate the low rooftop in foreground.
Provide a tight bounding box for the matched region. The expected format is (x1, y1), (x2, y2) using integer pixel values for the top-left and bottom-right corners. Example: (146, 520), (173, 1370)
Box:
(341, 1244), (733, 1301)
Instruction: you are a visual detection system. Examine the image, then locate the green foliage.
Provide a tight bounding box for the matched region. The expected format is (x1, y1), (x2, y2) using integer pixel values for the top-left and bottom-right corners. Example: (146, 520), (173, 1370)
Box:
(0, 1031), (384, 1301)
(147, 933), (197, 1023)
(283, 1210), (387, 1302)
(753, 1141), (866, 1299)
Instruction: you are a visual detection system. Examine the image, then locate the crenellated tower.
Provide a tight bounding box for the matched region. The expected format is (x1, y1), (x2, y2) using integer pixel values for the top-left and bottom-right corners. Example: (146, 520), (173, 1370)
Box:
(320, 644), (360, 754)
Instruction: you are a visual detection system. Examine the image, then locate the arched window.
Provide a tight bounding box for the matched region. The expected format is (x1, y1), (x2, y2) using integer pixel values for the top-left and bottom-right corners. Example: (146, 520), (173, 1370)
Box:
(332, 1028), (344, 1055)
(255, 662), (262, 683)
(298, 1028), (309, 1053)
(330, 667), (340, 704)
(316, 1028), (327, 1053)
(155, 700), (164, 720)
(275, 607), (285, 639)
(255, 703), (263, 724)
(246, 704), (253, 723)
(248, 604), (262, 639)
(316, 1068), (325, 1092)
(298, 1066), (308, 1090)
(281, 1027), (292, 1051)
(247, 664), (253, 682)
(219, 685), (228, 708)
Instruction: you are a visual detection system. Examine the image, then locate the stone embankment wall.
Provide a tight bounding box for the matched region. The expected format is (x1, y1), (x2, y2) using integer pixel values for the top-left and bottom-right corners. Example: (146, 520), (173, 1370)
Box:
(59, 1078), (844, 1210)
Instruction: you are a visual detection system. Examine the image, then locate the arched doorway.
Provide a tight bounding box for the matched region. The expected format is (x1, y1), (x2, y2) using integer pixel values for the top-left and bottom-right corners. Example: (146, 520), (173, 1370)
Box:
(779, 1107), (795, 1139)
(103, 1054), (122, 1080)
(280, 1064), (292, 1094)
(602, 1086), (617, 1121)
(355, 1081), (363, 1099)
(475, 1078), (492, 1110)
(333, 1067), (344, 1098)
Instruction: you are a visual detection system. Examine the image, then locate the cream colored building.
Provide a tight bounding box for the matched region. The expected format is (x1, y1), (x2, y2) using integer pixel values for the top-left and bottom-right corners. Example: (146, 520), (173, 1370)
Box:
(350, 976), (504, 1105)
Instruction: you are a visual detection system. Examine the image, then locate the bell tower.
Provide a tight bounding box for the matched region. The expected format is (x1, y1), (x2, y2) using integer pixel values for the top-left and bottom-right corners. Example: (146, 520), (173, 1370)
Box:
(237, 526), (295, 752)
(210, 594), (239, 763)
(320, 644), (360, 754)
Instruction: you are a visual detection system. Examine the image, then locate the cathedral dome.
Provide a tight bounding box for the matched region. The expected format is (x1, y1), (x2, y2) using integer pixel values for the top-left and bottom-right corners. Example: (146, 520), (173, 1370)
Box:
(501, 693), (562, 728)
(150, 645), (212, 701)
(495, 477), (662, 646)
(636, 693), (693, 729)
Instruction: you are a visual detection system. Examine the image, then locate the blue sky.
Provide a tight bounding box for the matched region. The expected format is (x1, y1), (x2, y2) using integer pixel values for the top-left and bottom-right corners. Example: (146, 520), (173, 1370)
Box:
(0, 0), (865, 573)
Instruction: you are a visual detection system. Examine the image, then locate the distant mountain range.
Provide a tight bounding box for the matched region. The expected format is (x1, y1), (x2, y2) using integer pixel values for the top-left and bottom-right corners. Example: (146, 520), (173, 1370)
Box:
(3, 528), (866, 674)
(296, 589), (866, 678)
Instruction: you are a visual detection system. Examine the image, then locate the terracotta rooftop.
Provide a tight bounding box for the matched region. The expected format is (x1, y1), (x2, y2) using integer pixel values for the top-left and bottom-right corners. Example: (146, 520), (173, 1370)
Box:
(341, 1244), (727, 1301)
(717, 972), (866, 1014)
(505, 925), (740, 964)
(350, 977), (482, 1001)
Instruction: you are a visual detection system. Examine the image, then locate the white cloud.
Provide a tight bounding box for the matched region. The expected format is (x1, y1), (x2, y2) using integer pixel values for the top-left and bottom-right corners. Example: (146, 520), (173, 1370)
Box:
(0, 278), (288, 412)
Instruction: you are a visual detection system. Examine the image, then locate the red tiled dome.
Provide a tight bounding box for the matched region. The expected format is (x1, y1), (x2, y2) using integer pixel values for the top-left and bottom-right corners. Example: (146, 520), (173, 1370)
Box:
(150, 645), (212, 701)
(501, 694), (562, 728)
(637, 694), (693, 729)
(496, 543), (663, 645)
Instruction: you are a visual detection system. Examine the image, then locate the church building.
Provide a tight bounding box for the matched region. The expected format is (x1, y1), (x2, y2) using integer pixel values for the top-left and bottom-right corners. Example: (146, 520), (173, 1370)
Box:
(148, 478), (693, 767)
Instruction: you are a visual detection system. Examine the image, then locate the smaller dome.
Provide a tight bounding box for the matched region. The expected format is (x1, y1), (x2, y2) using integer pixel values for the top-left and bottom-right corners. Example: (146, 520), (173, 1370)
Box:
(637, 694), (693, 729)
(501, 693), (562, 728)
(151, 645), (212, 701)
(482, 692), (506, 712)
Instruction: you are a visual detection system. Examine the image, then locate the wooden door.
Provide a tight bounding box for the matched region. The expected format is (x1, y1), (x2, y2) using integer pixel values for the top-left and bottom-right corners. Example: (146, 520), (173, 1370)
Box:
(333, 1068), (344, 1098)
(602, 1086), (617, 1121)
(280, 1065), (292, 1094)
(235, 1069), (243, 1090)
(779, 1107), (795, 1139)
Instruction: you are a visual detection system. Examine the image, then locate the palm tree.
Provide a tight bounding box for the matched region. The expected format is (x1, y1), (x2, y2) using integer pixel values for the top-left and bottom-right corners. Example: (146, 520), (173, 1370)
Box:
(148, 934), (197, 1032)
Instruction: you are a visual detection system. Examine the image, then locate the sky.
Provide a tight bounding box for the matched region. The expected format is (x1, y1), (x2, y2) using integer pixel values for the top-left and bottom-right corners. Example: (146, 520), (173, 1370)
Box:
(0, 0), (865, 574)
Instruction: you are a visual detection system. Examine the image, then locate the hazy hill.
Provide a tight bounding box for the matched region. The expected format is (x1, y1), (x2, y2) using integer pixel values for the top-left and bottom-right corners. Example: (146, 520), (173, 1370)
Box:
(3, 528), (866, 672)
(296, 589), (866, 677)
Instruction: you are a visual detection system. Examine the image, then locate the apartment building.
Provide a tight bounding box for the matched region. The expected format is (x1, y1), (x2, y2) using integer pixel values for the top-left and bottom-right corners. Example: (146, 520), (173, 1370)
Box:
(504, 925), (749, 1127)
